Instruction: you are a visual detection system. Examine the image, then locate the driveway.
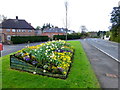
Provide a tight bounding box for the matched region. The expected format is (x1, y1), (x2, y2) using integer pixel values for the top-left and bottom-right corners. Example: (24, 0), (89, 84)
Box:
(80, 39), (119, 88)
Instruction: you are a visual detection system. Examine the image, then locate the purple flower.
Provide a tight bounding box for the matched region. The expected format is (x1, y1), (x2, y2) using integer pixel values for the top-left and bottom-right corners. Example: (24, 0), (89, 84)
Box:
(57, 67), (64, 72)
(55, 49), (72, 53)
(66, 50), (72, 52)
(32, 61), (38, 65)
(23, 56), (30, 61)
(55, 49), (64, 53)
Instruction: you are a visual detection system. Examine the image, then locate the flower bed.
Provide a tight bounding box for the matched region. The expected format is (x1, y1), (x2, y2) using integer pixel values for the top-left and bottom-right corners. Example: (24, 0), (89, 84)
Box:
(10, 40), (74, 79)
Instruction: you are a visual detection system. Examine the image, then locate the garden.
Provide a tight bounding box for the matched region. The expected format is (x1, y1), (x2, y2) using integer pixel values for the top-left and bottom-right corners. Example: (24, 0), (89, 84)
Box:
(1, 41), (100, 88)
(10, 40), (74, 79)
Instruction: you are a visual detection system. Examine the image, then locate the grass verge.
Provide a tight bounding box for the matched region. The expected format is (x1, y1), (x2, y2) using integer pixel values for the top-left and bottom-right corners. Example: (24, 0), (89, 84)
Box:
(1, 41), (100, 88)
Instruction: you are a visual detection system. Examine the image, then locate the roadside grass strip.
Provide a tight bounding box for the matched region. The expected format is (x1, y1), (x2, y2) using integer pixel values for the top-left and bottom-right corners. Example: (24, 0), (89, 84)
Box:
(1, 41), (100, 88)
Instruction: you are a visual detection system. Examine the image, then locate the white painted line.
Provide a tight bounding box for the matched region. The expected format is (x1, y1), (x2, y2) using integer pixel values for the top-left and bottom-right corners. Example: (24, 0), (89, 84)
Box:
(90, 43), (120, 63)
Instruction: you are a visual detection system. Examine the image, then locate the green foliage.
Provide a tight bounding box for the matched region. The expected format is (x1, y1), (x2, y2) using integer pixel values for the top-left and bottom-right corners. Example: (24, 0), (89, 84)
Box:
(110, 6), (120, 43)
(11, 36), (49, 44)
(97, 31), (106, 37)
(14, 40), (74, 76)
(110, 26), (120, 43)
(36, 26), (41, 30)
(110, 7), (120, 26)
(2, 41), (100, 88)
(53, 34), (81, 40)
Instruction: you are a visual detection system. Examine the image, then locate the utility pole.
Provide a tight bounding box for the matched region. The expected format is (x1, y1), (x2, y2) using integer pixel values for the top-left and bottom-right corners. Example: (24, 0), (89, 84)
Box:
(65, 1), (68, 40)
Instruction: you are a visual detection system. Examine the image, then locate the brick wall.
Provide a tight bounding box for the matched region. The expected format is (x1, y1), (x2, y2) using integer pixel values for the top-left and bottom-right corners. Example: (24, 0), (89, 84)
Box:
(2, 28), (35, 43)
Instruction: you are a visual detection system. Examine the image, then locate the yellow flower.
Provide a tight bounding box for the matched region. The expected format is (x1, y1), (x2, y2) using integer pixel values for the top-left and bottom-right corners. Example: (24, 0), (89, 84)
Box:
(52, 66), (57, 69)
(24, 53), (29, 56)
(63, 71), (67, 75)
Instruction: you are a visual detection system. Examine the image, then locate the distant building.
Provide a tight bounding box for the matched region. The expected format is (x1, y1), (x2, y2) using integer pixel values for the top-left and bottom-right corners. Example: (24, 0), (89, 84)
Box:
(35, 29), (42, 36)
(0, 16), (35, 43)
(41, 27), (66, 38)
(88, 32), (98, 38)
(67, 30), (75, 34)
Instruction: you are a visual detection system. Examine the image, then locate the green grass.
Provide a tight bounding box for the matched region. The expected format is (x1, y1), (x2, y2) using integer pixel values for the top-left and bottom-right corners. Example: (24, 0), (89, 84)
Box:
(1, 41), (100, 88)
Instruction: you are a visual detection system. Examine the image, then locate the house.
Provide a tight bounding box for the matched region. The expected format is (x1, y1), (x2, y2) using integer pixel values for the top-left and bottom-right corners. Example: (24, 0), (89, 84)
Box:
(0, 16), (35, 43)
(67, 30), (75, 34)
(41, 27), (66, 38)
(88, 32), (98, 38)
(35, 29), (42, 36)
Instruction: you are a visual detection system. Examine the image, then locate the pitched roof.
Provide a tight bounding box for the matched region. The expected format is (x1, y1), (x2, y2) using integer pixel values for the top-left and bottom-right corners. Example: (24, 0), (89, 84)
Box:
(0, 19), (35, 30)
(43, 28), (66, 33)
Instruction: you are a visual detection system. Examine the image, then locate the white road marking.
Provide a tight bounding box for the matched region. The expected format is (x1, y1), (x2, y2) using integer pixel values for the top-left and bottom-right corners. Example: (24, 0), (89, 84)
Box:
(89, 43), (120, 63)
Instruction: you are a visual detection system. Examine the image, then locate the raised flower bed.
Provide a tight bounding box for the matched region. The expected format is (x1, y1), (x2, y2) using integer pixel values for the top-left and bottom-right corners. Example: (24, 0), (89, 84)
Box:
(10, 40), (74, 79)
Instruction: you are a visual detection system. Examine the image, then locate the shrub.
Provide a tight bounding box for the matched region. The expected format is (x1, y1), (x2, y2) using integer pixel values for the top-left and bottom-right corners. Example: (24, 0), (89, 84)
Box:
(11, 36), (49, 44)
(53, 35), (81, 40)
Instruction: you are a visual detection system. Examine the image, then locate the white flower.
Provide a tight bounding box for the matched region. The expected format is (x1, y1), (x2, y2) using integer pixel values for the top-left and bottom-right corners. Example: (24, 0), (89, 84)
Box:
(33, 72), (36, 74)
(43, 70), (46, 72)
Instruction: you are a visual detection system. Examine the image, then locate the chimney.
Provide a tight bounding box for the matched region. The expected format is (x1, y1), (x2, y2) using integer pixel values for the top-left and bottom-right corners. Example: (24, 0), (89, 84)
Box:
(16, 16), (18, 19)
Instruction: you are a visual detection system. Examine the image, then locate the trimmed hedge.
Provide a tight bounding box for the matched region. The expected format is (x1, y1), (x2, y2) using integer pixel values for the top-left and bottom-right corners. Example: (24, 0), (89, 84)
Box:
(53, 35), (81, 40)
(11, 36), (49, 44)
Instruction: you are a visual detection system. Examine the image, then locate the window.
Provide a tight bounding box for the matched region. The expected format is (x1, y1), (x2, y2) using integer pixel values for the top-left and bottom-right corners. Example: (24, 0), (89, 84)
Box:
(28, 30), (32, 32)
(22, 30), (26, 32)
(12, 29), (16, 32)
(7, 35), (11, 41)
(6, 29), (10, 32)
(0, 29), (2, 32)
(17, 29), (21, 32)
(61, 29), (63, 31)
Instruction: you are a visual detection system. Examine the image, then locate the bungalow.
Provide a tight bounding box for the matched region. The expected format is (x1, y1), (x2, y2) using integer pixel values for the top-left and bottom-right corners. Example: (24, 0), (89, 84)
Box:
(0, 16), (35, 44)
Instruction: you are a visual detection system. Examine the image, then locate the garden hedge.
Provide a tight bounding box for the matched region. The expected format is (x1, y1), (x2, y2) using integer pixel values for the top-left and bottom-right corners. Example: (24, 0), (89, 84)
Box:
(53, 35), (81, 40)
(11, 36), (49, 44)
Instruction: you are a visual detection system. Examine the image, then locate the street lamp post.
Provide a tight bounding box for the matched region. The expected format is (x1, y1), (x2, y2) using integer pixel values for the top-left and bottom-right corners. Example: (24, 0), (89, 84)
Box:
(65, 1), (68, 40)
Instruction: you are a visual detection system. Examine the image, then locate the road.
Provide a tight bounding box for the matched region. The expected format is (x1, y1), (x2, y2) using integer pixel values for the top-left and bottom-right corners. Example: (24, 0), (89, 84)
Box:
(84, 38), (119, 62)
(2, 42), (45, 56)
(80, 38), (119, 88)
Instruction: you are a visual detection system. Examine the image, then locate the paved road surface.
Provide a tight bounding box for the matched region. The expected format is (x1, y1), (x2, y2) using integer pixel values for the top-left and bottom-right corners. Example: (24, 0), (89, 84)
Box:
(80, 39), (119, 88)
(84, 38), (119, 62)
(2, 42), (45, 56)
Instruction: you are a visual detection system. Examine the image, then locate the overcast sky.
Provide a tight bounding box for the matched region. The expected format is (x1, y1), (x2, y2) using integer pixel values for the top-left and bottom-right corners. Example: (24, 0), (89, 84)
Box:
(0, 0), (119, 32)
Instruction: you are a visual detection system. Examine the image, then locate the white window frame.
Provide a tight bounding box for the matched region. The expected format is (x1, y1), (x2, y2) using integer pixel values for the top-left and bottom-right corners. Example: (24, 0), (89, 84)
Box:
(6, 29), (10, 32)
(12, 29), (16, 32)
(22, 30), (26, 32)
(0, 29), (2, 32)
(28, 30), (32, 32)
(17, 29), (21, 32)
(7, 35), (11, 41)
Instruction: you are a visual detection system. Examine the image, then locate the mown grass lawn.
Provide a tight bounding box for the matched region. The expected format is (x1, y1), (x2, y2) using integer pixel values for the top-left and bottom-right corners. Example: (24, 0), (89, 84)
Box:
(1, 41), (100, 88)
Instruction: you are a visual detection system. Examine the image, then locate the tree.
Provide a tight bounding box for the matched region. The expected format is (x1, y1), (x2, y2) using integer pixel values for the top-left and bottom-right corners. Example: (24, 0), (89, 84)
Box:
(110, 7), (120, 26)
(0, 15), (7, 23)
(110, 6), (120, 42)
(36, 26), (41, 30)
